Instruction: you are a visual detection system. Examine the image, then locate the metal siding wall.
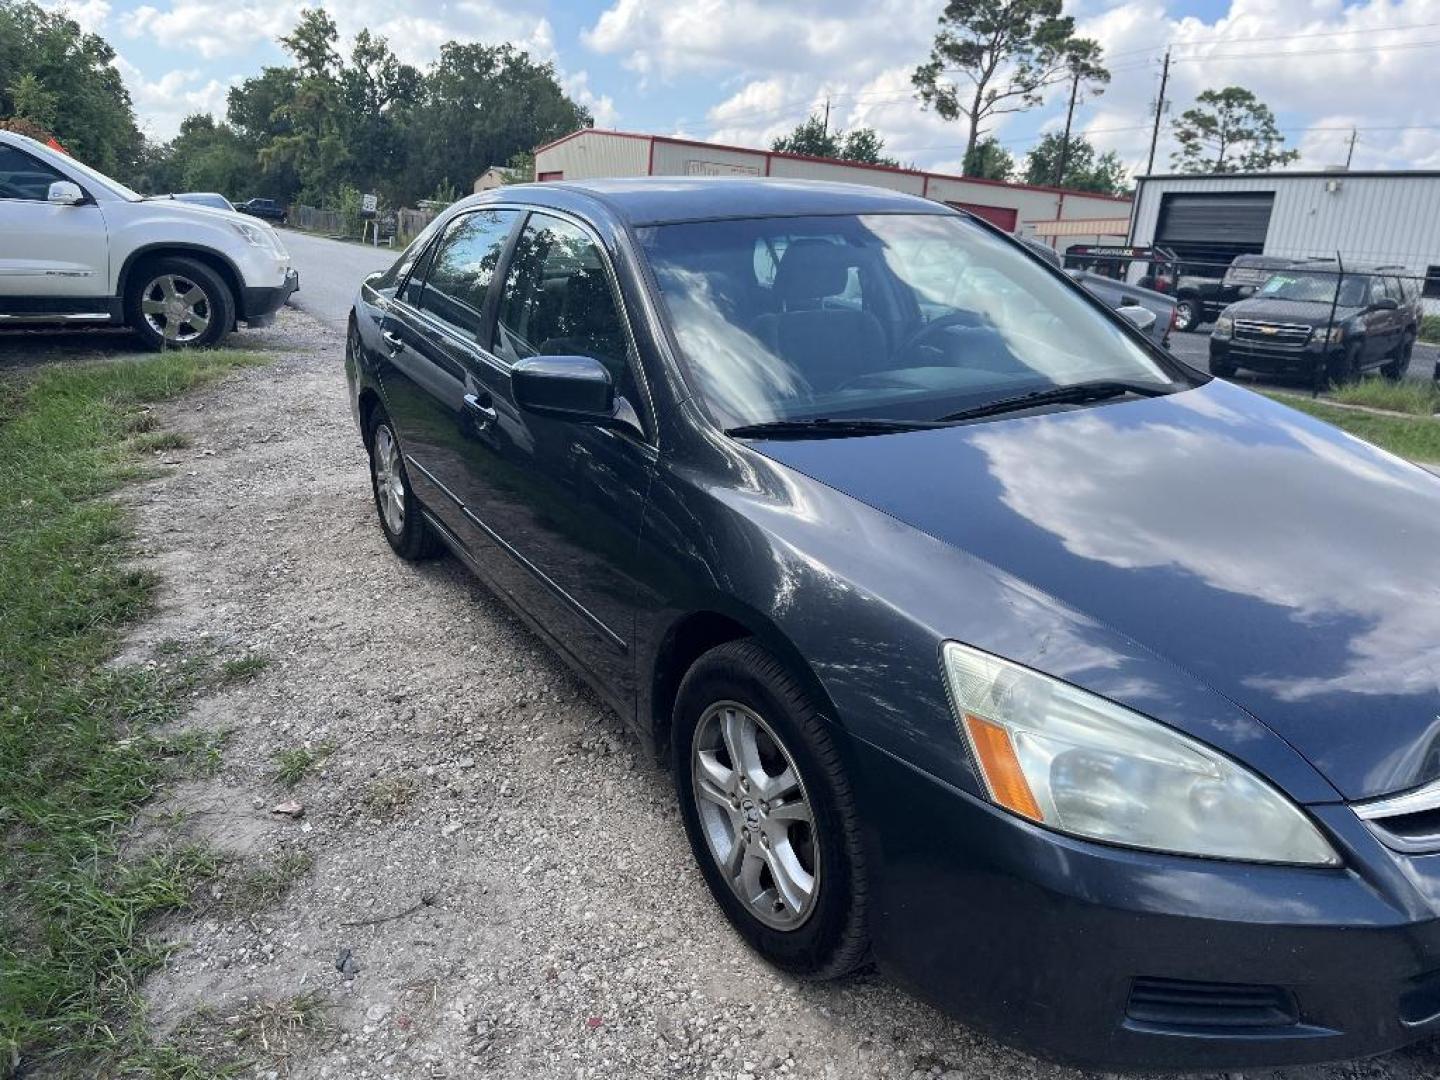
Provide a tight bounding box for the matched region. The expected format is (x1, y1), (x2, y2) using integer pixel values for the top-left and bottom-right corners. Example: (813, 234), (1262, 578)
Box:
(534, 133), (651, 180)
(765, 156), (925, 193)
(650, 142), (767, 176)
(1131, 175), (1440, 275)
(925, 176), (1058, 220)
(1058, 192), (1132, 219)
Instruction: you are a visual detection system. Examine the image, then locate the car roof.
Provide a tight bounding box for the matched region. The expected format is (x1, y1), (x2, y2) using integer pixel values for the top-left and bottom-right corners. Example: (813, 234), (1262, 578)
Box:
(496, 176), (951, 227)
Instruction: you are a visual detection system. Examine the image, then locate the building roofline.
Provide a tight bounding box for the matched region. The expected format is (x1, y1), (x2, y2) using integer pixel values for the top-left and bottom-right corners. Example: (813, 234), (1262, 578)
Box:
(534, 126), (1133, 204)
(1137, 169), (1440, 182)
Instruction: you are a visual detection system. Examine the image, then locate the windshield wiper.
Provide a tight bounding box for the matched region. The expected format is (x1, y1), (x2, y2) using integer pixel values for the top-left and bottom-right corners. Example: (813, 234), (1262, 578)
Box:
(724, 417), (942, 439)
(936, 379), (1175, 424)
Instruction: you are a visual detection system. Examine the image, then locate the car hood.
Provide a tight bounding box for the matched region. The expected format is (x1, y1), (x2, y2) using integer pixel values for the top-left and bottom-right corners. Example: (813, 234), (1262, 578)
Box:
(748, 379), (1440, 800)
(1227, 298), (1360, 324)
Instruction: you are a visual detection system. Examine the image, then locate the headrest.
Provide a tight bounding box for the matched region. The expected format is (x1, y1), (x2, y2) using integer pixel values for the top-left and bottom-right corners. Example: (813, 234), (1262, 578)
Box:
(773, 239), (853, 303)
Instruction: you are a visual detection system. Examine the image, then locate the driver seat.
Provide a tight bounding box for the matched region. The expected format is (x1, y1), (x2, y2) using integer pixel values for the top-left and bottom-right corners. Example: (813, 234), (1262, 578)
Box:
(752, 240), (886, 393)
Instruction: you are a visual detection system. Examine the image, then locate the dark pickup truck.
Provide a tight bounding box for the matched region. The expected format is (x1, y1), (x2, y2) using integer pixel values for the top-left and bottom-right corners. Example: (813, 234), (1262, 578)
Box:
(236, 197), (287, 224)
(1172, 254), (1298, 331)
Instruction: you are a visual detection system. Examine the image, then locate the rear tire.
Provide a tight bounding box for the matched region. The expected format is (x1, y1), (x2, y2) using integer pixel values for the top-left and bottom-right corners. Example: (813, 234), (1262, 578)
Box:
(125, 256), (234, 350)
(672, 640), (869, 979)
(366, 406), (442, 561)
(1382, 335), (1415, 381)
(1174, 298), (1200, 333)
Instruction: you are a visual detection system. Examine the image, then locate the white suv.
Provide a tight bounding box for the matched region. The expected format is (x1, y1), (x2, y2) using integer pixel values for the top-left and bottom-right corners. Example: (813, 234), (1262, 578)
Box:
(0, 131), (298, 348)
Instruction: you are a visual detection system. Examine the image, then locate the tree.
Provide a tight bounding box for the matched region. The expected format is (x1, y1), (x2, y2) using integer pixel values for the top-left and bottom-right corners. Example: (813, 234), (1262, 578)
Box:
(964, 136), (1014, 180)
(771, 113), (898, 166)
(1023, 132), (1127, 193)
(912, 0), (1107, 175)
(501, 149), (535, 183)
(0, 0), (143, 177)
(1171, 86), (1298, 173)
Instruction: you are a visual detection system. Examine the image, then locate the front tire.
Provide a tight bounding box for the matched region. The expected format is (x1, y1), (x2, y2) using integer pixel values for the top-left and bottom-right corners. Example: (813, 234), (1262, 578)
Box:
(1328, 343), (1364, 387)
(673, 640), (869, 979)
(366, 407), (442, 561)
(125, 256), (234, 350)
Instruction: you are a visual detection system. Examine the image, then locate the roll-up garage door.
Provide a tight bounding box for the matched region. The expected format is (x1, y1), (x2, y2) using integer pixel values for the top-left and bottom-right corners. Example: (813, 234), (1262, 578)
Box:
(1155, 192), (1273, 275)
(949, 202), (1019, 231)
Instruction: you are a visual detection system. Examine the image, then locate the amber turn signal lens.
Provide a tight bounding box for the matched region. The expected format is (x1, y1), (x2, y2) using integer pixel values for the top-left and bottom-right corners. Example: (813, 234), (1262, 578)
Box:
(963, 713), (1044, 822)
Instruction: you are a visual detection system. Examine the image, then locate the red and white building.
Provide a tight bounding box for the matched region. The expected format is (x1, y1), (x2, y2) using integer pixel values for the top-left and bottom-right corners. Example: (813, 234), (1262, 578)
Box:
(526, 128), (1132, 254)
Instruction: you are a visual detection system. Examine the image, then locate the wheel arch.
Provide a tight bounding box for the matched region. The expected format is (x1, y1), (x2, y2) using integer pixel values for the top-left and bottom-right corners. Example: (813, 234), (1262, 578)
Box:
(118, 244), (245, 321)
(646, 603), (841, 765)
(357, 385), (384, 450)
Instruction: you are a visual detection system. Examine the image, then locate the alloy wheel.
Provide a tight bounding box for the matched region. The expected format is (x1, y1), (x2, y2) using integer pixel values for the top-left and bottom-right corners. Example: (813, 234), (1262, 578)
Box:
(691, 700), (820, 930)
(140, 273), (211, 344)
(373, 424), (406, 535)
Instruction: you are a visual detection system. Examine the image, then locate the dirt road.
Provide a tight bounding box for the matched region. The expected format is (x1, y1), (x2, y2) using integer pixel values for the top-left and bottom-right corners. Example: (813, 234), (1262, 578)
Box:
(119, 309), (1438, 1079)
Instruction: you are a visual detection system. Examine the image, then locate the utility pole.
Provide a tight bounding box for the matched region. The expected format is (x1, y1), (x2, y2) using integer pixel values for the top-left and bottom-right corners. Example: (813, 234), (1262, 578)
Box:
(822, 96), (831, 138)
(1055, 67), (1081, 187)
(1145, 49), (1171, 175)
(1345, 127), (1357, 169)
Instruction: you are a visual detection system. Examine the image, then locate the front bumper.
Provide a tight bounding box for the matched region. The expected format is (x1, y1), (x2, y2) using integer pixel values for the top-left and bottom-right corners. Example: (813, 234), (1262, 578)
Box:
(1210, 334), (1336, 375)
(850, 735), (1440, 1070)
(240, 268), (300, 327)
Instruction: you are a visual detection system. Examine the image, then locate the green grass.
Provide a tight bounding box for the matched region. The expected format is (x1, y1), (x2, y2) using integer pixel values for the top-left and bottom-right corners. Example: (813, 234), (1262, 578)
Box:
(1269, 392), (1440, 462)
(1421, 314), (1440, 345)
(218, 654), (269, 685)
(1327, 377), (1440, 416)
(272, 743), (332, 788)
(129, 430), (191, 453)
(0, 347), (267, 1076)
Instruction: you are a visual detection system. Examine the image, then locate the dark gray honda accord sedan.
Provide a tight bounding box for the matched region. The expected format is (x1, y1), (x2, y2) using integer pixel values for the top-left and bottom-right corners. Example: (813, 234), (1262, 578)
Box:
(346, 177), (1440, 1070)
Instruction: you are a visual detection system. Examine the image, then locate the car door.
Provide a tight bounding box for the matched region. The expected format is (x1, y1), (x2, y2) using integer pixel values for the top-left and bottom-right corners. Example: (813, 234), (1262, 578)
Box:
(376, 207), (522, 544)
(462, 209), (657, 707)
(0, 143), (109, 302)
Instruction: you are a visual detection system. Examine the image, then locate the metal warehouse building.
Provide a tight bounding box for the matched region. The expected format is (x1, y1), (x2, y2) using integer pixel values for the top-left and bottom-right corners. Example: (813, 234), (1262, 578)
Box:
(529, 127), (1133, 252)
(1127, 171), (1440, 306)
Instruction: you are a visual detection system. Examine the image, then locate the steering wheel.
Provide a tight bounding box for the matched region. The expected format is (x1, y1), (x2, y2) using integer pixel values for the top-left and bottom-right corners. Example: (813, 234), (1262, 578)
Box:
(893, 311), (984, 358)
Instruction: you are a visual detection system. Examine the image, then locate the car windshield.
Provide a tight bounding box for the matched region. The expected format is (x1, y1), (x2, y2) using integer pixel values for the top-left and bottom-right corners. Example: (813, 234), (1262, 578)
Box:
(1258, 270), (1368, 306)
(638, 213), (1180, 429)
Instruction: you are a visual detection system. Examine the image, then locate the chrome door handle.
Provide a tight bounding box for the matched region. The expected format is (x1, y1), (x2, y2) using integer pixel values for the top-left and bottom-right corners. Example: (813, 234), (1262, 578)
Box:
(464, 393), (497, 429)
(381, 329), (404, 351)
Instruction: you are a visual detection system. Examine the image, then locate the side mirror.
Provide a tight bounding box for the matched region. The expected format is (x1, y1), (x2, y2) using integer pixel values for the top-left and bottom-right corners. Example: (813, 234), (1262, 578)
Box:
(1117, 303), (1157, 332)
(47, 180), (84, 206)
(1371, 296), (1399, 311)
(511, 355), (616, 424)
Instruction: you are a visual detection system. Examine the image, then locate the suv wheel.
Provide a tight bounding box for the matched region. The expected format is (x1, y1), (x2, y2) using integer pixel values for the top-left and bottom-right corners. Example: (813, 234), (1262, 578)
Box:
(1328, 343), (1364, 387)
(126, 256), (234, 350)
(673, 640), (869, 979)
(1381, 335), (1415, 382)
(367, 406), (443, 561)
(1174, 299), (1200, 333)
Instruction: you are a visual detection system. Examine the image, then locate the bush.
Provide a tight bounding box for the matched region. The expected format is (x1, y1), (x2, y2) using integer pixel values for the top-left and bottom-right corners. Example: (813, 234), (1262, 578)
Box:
(1421, 314), (1440, 345)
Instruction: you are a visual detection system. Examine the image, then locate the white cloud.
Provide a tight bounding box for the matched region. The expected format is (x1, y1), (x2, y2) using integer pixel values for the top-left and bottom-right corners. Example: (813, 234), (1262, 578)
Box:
(40, 0), (111, 32)
(114, 54), (236, 139)
(562, 70), (619, 129)
(586, 0), (1440, 173)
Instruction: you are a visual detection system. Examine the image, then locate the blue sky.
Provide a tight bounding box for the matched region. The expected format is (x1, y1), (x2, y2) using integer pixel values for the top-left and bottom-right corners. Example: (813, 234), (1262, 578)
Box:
(51, 0), (1440, 176)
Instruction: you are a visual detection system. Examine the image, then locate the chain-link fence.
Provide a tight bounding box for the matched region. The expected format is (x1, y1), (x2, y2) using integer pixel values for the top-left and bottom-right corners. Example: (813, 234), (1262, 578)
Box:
(1060, 245), (1438, 390)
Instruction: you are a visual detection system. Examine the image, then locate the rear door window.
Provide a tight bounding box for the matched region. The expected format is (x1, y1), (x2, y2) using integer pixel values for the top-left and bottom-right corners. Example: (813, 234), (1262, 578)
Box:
(412, 208), (519, 342)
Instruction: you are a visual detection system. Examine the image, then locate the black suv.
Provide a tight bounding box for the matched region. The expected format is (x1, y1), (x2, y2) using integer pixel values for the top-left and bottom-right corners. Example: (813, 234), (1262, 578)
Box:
(1209, 263), (1422, 383)
(1173, 254), (1297, 332)
(237, 197), (287, 224)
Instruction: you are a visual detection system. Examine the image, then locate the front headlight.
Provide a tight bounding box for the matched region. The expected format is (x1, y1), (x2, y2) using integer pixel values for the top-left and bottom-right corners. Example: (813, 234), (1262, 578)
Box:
(1321, 323), (1345, 344)
(1214, 314), (1233, 335)
(231, 219), (269, 248)
(941, 642), (1339, 865)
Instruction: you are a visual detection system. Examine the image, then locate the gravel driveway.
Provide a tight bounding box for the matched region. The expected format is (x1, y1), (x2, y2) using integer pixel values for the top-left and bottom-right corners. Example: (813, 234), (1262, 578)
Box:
(112, 309), (1439, 1080)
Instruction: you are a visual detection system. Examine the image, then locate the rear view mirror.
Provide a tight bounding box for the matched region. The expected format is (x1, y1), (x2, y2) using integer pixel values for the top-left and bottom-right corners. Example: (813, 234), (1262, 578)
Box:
(511, 355), (615, 423)
(47, 181), (84, 206)
(1371, 296), (1399, 311)
(1117, 304), (1157, 333)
